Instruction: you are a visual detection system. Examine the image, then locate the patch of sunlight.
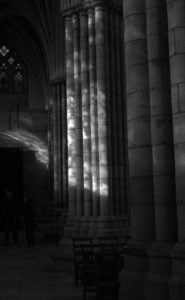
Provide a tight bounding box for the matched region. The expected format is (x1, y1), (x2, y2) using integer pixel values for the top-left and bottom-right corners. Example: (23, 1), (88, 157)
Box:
(92, 176), (98, 193)
(3, 129), (48, 167)
(68, 168), (77, 187)
(19, 116), (34, 126)
(99, 183), (109, 197)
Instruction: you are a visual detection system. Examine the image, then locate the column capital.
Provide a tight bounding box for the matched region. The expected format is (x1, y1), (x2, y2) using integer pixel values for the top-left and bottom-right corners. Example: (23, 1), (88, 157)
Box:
(60, 0), (122, 17)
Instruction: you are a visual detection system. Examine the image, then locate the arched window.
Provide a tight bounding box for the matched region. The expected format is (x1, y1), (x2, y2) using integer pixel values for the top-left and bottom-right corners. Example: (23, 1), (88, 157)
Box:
(0, 45), (27, 93)
(0, 65), (9, 91)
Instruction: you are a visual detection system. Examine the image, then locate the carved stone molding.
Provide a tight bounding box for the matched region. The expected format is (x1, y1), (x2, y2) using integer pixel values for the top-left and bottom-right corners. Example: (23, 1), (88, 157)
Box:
(60, 0), (122, 16)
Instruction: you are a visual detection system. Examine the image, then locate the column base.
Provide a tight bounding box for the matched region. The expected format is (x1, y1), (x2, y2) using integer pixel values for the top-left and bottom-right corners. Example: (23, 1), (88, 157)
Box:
(169, 242), (185, 300)
(63, 215), (129, 238)
(120, 240), (175, 300)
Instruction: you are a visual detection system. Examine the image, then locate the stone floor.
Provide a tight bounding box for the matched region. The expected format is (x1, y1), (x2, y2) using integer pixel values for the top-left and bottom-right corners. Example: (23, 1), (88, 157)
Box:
(0, 231), (95, 300)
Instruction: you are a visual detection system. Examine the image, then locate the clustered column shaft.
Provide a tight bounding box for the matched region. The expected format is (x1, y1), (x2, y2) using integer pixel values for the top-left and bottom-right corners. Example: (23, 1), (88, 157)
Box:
(65, 16), (76, 219)
(52, 85), (59, 206)
(73, 14), (84, 220)
(64, 3), (125, 237)
(80, 11), (92, 218)
(88, 8), (99, 219)
(51, 80), (68, 213)
(166, 0), (185, 241)
(124, 0), (155, 241)
(146, 0), (177, 242)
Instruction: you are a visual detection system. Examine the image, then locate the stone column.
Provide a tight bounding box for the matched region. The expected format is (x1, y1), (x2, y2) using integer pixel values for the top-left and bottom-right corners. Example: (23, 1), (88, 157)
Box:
(65, 16), (76, 220)
(166, 2), (185, 298)
(109, 12), (119, 217)
(80, 11), (92, 218)
(52, 85), (59, 205)
(120, 1), (163, 300)
(57, 83), (62, 208)
(124, 0), (155, 241)
(95, 6), (111, 219)
(147, 0), (177, 242)
(166, 0), (185, 242)
(88, 8), (100, 219)
(62, 1), (126, 237)
(73, 14), (84, 222)
(114, 13), (125, 218)
(61, 81), (68, 210)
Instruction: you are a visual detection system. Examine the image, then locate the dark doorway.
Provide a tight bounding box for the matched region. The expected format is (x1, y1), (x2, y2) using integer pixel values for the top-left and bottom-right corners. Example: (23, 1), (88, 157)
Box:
(0, 148), (23, 229)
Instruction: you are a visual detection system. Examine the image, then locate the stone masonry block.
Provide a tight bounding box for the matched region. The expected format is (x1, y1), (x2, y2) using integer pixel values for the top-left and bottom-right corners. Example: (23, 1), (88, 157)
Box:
(153, 176), (175, 204)
(130, 177), (154, 205)
(170, 54), (185, 85)
(147, 35), (164, 60)
(168, 30), (176, 57)
(155, 204), (177, 242)
(177, 204), (185, 240)
(147, 7), (161, 36)
(152, 144), (174, 175)
(167, 0), (185, 30)
(179, 82), (185, 112)
(151, 116), (171, 145)
(131, 205), (155, 240)
(124, 14), (146, 43)
(124, 0), (145, 16)
(173, 113), (185, 143)
(128, 119), (151, 148)
(175, 143), (185, 183)
(129, 147), (153, 177)
(149, 60), (163, 89)
(175, 27), (185, 54)
(171, 84), (179, 114)
(126, 64), (148, 93)
(127, 91), (150, 120)
(125, 40), (147, 67)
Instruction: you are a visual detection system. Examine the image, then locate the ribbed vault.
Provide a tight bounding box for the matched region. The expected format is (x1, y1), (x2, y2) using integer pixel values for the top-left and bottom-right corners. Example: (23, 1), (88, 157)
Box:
(0, 0), (62, 102)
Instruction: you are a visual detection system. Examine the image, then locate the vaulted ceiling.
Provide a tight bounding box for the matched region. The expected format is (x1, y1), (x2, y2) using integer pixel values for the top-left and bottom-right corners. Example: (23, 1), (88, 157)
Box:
(0, 0), (62, 89)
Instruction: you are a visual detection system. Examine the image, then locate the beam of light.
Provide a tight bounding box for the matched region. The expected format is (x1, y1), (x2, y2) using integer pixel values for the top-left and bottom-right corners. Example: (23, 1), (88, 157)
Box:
(2, 129), (48, 167)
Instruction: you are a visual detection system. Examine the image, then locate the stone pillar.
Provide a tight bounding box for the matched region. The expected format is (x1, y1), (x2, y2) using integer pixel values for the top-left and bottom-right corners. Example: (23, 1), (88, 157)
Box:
(61, 81), (68, 209)
(109, 12), (119, 217)
(88, 8), (100, 220)
(114, 13), (125, 218)
(73, 14), (84, 222)
(52, 85), (59, 205)
(166, 1), (185, 299)
(124, 0), (155, 241)
(80, 11), (92, 218)
(147, 0), (177, 242)
(62, 1), (126, 237)
(65, 16), (76, 221)
(120, 1), (156, 298)
(57, 83), (62, 207)
(120, 1), (179, 300)
(166, 0), (185, 242)
(95, 6), (110, 218)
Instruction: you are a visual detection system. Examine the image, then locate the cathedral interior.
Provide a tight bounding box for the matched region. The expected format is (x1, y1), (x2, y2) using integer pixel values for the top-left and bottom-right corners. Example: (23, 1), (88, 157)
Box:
(0, 0), (185, 299)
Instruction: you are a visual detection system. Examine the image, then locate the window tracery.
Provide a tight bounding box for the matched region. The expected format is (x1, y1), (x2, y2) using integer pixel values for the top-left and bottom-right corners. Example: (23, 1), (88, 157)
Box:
(0, 45), (27, 93)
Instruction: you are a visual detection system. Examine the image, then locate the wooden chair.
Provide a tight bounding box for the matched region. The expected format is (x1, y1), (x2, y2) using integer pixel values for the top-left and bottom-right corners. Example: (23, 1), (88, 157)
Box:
(96, 260), (120, 300)
(72, 238), (93, 286)
(82, 257), (121, 300)
(81, 261), (97, 300)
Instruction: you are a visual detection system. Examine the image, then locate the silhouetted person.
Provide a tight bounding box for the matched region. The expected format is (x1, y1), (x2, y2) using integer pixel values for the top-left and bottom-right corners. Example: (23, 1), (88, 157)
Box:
(2, 190), (18, 246)
(23, 196), (35, 246)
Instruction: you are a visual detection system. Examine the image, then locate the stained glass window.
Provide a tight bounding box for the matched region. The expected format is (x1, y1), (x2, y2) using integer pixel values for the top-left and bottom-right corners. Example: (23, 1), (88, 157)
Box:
(0, 45), (27, 93)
